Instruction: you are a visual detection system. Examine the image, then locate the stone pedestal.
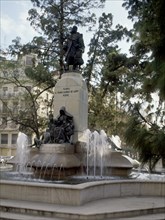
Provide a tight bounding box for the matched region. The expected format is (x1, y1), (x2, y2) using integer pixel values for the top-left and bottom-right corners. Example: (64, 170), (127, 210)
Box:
(54, 72), (88, 142)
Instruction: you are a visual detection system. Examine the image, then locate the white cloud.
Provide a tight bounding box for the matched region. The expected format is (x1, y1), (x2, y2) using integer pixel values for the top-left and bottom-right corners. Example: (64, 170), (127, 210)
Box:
(1, 15), (16, 34)
(15, 0), (31, 8)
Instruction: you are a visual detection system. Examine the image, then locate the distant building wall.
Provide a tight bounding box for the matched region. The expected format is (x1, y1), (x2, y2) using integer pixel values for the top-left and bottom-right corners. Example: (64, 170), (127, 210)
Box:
(0, 55), (53, 156)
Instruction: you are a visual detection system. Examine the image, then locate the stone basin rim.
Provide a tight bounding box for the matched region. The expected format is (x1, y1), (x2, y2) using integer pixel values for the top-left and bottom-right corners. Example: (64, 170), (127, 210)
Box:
(0, 178), (164, 189)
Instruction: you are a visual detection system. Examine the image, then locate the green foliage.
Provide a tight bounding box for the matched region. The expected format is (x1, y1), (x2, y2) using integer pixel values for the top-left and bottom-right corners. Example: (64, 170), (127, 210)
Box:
(118, 0), (165, 170)
(83, 13), (131, 90)
(83, 5), (165, 171)
(27, 0), (105, 72)
(0, 59), (52, 138)
(6, 0), (106, 75)
(83, 12), (133, 137)
(123, 0), (165, 99)
(1, 0), (107, 138)
(88, 90), (128, 137)
(25, 64), (56, 87)
(124, 101), (165, 172)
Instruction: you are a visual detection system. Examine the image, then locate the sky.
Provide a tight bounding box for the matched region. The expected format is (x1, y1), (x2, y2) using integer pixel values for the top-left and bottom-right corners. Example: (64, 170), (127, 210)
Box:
(0, 0), (133, 58)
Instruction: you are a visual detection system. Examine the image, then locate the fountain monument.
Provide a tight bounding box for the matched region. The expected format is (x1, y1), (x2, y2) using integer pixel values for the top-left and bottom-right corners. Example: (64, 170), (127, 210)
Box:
(1, 26), (164, 220)
(24, 67), (133, 180)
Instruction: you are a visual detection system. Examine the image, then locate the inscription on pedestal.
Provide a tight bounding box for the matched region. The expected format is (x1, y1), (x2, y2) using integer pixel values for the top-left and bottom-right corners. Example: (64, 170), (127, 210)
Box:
(55, 87), (78, 97)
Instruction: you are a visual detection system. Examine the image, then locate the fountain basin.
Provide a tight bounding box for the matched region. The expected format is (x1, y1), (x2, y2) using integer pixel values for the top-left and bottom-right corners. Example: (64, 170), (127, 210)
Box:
(0, 164), (13, 171)
(76, 143), (133, 177)
(29, 143), (133, 179)
(0, 179), (164, 206)
(29, 143), (81, 167)
(8, 142), (134, 180)
(9, 143), (81, 179)
(0, 156), (14, 171)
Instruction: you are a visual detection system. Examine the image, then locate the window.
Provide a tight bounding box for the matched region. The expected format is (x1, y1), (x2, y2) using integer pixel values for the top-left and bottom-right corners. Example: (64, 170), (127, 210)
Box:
(3, 70), (8, 77)
(1, 134), (8, 144)
(13, 101), (19, 114)
(2, 87), (8, 95)
(13, 86), (18, 92)
(25, 55), (36, 66)
(2, 117), (7, 126)
(12, 134), (18, 144)
(13, 70), (19, 78)
(2, 101), (8, 113)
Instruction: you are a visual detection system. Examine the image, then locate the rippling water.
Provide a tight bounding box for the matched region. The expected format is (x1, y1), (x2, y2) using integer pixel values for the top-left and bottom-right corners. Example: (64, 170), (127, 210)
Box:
(0, 170), (165, 184)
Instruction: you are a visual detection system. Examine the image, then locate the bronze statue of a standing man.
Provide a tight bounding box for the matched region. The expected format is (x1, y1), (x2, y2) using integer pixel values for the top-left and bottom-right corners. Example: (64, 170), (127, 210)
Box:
(63, 26), (85, 71)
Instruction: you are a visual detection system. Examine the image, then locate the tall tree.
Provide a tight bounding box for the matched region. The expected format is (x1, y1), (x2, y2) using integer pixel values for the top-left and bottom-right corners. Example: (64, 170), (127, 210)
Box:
(123, 0), (165, 99)
(121, 0), (165, 171)
(26, 0), (105, 74)
(124, 101), (165, 172)
(83, 13), (132, 136)
(2, 0), (106, 137)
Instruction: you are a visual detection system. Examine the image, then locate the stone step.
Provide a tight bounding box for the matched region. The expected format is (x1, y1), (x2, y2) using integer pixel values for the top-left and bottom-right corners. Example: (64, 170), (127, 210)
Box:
(1, 211), (165, 220)
(114, 213), (165, 220)
(0, 197), (165, 220)
(0, 211), (64, 220)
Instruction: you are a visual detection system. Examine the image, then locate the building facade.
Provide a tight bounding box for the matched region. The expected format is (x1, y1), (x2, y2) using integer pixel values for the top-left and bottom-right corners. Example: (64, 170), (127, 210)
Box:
(0, 55), (53, 156)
